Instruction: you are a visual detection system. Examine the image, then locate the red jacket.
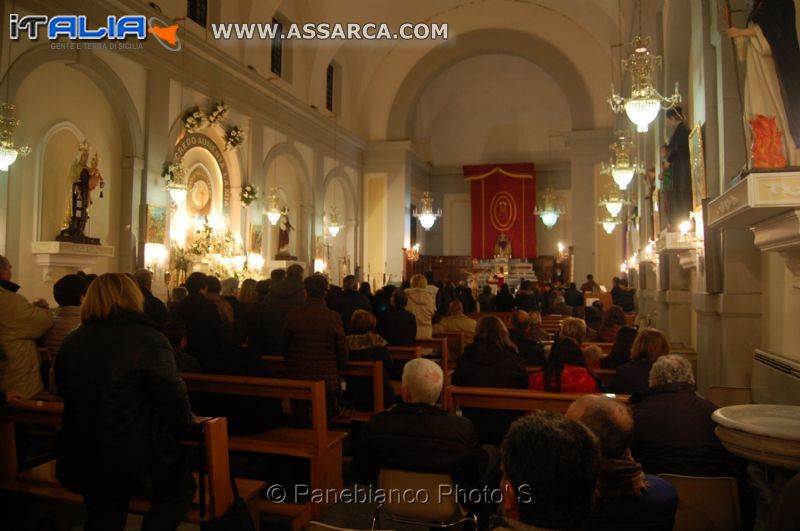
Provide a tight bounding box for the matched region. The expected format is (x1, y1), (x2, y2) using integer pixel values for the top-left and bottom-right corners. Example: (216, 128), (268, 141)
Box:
(529, 364), (599, 393)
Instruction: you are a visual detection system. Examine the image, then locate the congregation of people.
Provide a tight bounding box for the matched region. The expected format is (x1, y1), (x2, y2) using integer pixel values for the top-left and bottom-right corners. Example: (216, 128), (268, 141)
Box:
(0, 253), (778, 530)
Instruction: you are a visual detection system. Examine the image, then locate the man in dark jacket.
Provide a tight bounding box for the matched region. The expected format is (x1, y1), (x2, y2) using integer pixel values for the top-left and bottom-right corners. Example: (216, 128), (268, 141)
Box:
(260, 264), (305, 354)
(283, 273), (347, 420)
(133, 269), (170, 326)
(508, 310), (546, 366)
(328, 275), (372, 335)
(173, 272), (221, 367)
(355, 358), (499, 513)
(376, 290), (417, 346)
(630, 355), (754, 528)
(564, 282), (584, 308)
(548, 295), (574, 317)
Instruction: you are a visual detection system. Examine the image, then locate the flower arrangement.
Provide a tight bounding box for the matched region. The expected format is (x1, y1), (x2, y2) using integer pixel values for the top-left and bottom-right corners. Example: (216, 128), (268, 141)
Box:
(240, 184), (258, 206)
(207, 101), (228, 125)
(161, 161), (185, 184)
(171, 246), (191, 274)
(225, 126), (245, 150)
(183, 106), (205, 132)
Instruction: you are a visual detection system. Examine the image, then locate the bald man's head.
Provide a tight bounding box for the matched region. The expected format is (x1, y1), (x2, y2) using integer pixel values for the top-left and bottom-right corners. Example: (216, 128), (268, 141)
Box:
(566, 395), (633, 459)
(510, 310), (531, 331)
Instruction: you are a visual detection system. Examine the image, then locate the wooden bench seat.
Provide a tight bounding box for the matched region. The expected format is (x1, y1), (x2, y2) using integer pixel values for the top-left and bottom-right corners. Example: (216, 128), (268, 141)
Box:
(180, 373), (345, 527)
(260, 356), (386, 424)
(0, 402), (264, 529)
(446, 385), (630, 415)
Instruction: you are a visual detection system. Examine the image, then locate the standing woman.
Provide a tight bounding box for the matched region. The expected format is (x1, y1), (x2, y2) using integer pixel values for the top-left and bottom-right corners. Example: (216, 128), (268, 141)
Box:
(55, 273), (195, 531)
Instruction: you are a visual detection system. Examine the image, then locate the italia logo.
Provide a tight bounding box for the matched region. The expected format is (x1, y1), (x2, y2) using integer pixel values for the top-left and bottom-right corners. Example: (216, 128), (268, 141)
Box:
(9, 14), (181, 51)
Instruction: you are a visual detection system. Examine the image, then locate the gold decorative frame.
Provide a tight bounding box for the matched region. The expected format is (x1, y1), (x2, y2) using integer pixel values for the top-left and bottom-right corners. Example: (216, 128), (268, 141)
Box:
(145, 205), (167, 244)
(689, 122), (707, 212)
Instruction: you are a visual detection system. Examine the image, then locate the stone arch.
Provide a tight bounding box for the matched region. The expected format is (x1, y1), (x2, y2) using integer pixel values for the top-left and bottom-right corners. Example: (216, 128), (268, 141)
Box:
(34, 121), (86, 240)
(1, 44), (143, 158)
(386, 28), (596, 140)
(261, 142), (313, 205)
(322, 166), (358, 223)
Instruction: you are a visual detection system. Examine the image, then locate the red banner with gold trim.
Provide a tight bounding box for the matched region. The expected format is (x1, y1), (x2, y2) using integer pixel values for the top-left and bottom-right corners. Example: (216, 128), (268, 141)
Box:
(464, 163), (536, 259)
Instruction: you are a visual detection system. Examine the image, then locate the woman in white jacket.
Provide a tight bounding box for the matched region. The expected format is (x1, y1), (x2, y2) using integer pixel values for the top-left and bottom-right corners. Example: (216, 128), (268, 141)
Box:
(404, 274), (436, 339)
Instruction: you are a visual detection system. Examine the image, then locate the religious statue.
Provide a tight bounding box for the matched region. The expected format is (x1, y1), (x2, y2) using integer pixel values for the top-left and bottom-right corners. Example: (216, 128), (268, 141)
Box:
(665, 107), (693, 229)
(727, 0), (800, 167)
(57, 144), (104, 245)
(493, 232), (513, 258)
(275, 210), (297, 260)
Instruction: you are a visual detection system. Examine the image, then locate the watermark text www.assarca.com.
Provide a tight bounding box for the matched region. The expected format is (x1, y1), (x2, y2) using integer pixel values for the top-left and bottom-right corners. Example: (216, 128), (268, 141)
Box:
(211, 22), (448, 41)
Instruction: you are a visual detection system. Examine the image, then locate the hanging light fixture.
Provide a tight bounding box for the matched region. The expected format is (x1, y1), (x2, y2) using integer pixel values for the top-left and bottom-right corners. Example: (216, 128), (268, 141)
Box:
(264, 187), (284, 225)
(327, 205), (341, 237)
(166, 161), (188, 204)
(598, 185), (629, 217)
(599, 216), (621, 234)
(607, 1), (680, 132)
(413, 191), (441, 231)
(535, 188), (564, 229)
(601, 130), (643, 190)
(0, 104), (29, 171)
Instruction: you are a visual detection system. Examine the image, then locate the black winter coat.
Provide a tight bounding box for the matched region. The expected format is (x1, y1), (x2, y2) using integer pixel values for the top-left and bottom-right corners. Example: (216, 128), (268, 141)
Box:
(376, 307), (417, 346)
(453, 341), (528, 445)
(54, 311), (193, 496)
(509, 328), (546, 366)
(260, 277), (305, 354)
(354, 402), (490, 488)
(328, 291), (373, 335)
(173, 292), (221, 366)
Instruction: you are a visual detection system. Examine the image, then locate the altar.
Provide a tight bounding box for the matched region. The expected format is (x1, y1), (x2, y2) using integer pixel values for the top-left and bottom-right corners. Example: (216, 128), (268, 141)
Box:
(472, 258), (536, 291)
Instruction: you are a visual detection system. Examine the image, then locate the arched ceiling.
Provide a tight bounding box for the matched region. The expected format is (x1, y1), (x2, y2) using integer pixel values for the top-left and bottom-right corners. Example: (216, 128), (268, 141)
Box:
(218, 0), (648, 140)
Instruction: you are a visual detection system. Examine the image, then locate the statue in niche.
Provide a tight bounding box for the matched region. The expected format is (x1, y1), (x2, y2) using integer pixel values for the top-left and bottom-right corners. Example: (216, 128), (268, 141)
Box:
(665, 107), (693, 229)
(57, 143), (105, 245)
(493, 232), (513, 259)
(727, 0), (800, 168)
(275, 210), (297, 260)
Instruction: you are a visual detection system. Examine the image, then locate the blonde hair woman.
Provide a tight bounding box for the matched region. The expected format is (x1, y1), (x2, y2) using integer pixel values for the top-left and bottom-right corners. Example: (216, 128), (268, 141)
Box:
(55, 273), (195, 530)
(404, 273), (436, 339)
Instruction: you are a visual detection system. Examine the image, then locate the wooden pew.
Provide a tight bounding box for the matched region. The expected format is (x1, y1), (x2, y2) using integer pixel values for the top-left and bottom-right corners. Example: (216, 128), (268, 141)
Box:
(179, 373), (347, 527)
(585, 342), (614, 355)
(433, 331), (465, 362)
(260, 356), (385, 423)
(0, 401), (264, 528)
(465, 312), (512, 325)
(445, 386), (630, 415)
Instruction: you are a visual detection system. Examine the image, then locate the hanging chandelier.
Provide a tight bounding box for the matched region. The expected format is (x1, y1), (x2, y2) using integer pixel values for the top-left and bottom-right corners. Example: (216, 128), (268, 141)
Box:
(327, 205), (341, 237)
(413, 191), (441, 231)
(608, 35), (681, 133)
(164, 160), (188, 204)
(598, 185), (629, 217)
(599, 216), (621, 234)
(601, 130), (643, 190)
(264, 187), (284, 225)
(0, 103), (30, 171)
(535, 188), (564, 229)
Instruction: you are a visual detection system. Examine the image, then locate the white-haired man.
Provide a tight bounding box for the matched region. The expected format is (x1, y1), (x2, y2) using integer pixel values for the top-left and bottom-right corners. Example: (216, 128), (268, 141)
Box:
(355, 358), (499, 507)
(631, 354), (754, 528)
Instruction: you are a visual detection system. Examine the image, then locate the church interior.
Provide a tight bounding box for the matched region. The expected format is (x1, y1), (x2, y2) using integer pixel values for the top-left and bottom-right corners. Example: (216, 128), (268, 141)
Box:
(1, 0), (800, 530)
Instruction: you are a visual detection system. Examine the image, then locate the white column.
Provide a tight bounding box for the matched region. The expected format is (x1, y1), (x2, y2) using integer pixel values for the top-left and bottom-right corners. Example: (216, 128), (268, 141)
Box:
(564, 129), (612, 281)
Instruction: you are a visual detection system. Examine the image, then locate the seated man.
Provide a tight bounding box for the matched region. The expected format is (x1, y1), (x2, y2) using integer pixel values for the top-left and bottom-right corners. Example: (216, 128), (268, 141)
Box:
(355, 358), (499, 508)
(433, 300), (477, 345)
(566, 395), (677, 531)
(492, 411), (600, 531)
(527, 310), (553, 341)
(548, 295), (574, 317)
(508, 310), (546, 366)
(631, 355), (754, 528)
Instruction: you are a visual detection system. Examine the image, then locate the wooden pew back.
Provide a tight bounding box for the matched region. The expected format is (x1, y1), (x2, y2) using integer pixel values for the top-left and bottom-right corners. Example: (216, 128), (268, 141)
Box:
(445, 385), (630, 415)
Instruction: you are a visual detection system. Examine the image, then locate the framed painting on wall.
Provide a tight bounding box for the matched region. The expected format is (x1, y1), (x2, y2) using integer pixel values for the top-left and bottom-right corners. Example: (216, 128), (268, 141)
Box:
(249, 223), (263, 253)
(689, 122), (707, 212)
(146, 205), (167, 244)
